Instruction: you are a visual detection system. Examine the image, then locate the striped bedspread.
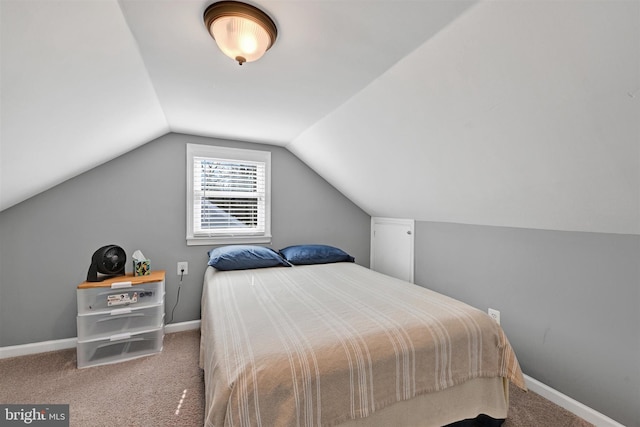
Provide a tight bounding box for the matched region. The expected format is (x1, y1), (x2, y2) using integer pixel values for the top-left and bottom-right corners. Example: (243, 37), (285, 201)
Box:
(200, 263), (525, 427)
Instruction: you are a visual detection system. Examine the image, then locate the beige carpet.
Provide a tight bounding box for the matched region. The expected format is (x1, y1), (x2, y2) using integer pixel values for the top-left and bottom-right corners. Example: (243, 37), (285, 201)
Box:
(0, 330), (593, 427)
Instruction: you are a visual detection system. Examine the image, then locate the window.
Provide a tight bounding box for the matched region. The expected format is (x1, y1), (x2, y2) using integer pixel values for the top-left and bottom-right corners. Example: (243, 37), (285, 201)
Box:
(187, 144), (271, 246)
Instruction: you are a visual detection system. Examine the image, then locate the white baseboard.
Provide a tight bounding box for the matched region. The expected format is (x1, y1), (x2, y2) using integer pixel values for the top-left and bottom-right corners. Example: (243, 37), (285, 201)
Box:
(0, 320), (201, 360)
(164, 319), (201, 334)
(0, 337), (77, 359)
(523, 374), (625, 427)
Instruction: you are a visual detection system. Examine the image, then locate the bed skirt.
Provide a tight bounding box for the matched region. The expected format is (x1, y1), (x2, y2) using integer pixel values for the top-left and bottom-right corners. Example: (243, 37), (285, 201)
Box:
(335, 377), (509, 427)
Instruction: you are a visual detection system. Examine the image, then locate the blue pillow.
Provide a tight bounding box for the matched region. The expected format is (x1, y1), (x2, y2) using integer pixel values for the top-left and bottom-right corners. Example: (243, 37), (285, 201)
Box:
(279, 244), (355, 265)
(208, 245), (291, 271)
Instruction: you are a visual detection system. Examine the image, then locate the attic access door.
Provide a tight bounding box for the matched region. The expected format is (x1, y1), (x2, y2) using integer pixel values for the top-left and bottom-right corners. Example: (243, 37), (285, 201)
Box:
(370, 217), (414, 283)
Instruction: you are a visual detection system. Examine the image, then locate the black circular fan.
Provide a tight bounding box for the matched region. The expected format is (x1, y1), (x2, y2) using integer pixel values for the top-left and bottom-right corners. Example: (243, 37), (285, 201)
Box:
(87, 245), (127, 282)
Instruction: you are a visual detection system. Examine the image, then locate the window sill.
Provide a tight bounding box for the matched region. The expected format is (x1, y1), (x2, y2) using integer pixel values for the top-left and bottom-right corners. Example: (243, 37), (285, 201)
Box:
(186, 235), (272, 246)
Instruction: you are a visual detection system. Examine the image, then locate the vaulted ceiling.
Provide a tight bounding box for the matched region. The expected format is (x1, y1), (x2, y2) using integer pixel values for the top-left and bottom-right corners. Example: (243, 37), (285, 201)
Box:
(2, 0), (638, 235)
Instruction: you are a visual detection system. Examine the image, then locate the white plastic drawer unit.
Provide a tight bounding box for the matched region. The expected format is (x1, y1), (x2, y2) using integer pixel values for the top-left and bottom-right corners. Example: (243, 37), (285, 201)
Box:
(76, 328), (164, 369)
(76, 271), (166, 368)
(77, 303), (164, 340)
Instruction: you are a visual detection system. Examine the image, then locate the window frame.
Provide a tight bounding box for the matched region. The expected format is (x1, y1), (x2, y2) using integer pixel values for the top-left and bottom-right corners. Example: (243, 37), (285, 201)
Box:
(186, 143), (272, 246)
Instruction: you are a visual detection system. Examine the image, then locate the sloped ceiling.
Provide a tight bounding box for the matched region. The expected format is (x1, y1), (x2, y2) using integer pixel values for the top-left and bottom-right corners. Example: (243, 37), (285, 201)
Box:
(0, 0), (474, 210)
(289, 0), (640, 235)
(1, 0), (638, 234)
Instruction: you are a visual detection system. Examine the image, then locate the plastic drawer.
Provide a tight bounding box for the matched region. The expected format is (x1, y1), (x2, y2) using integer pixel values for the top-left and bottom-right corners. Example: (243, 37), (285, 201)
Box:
(77, 328), (163, 369)
(77, 303), (164, 340)
(77, 281), (164, 314)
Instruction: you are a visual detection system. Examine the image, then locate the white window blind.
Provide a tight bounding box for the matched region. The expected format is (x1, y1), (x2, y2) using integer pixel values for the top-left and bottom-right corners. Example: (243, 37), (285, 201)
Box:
(187, 144), (271, 245)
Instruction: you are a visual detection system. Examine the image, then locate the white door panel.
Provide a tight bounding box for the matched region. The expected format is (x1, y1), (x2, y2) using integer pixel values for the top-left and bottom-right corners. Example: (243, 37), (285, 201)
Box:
(370, 217), (414, 283)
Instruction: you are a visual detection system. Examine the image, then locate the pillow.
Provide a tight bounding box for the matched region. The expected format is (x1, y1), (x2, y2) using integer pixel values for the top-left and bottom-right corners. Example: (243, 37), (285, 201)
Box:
(207, 245), (291, 271)
(279, 244), (355, 265)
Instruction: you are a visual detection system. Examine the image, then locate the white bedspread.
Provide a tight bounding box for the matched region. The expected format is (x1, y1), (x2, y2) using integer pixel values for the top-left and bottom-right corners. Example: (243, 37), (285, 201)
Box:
(200, 263), (525, 427)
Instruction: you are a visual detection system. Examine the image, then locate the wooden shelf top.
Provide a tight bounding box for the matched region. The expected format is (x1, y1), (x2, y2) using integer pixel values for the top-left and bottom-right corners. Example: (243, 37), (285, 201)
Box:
(78, 270), (166, 289)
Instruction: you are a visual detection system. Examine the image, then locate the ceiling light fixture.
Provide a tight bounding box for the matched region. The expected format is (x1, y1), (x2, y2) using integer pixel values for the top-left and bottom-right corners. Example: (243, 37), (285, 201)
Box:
(203, 1), (278, 65)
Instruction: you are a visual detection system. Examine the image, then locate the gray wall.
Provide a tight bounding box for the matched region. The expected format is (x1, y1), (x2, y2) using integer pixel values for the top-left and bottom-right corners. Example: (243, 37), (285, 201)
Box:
(0, 133), (371, 347)
(414, 221), (640, 427)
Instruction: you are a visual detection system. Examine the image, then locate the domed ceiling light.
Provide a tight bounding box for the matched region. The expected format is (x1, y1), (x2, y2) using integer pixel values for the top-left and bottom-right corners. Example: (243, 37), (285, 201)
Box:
(203, 1), (278, 65)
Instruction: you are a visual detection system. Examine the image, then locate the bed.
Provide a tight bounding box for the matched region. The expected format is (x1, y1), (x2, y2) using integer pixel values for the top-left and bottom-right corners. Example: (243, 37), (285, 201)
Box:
(199, 245), (526, 427)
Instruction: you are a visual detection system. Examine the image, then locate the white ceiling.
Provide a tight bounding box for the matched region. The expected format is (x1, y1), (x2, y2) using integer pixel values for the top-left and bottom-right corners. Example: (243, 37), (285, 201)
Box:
(1, 0), (474, 210)
(290, 0), (640, 235)
(1, 0), (639, 234)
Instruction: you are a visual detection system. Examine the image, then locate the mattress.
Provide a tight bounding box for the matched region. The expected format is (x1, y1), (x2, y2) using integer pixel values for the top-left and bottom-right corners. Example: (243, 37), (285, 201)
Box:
(200, 262), (525, 427)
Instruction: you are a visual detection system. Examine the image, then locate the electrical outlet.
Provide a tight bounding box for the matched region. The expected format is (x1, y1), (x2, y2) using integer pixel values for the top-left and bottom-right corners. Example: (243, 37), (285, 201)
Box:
(488, 308), (500, 325)
(177, 262), (188, 276)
